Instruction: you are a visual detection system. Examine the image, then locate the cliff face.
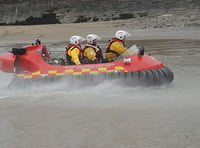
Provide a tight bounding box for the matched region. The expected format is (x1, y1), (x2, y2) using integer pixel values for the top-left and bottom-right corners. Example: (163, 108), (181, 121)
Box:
(0, 0), (200, 25)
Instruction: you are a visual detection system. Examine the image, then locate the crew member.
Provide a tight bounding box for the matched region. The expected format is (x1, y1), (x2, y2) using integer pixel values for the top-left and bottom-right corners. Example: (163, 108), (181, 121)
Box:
(82, 34), (103, 64)
(66, 35), (85, 65)
(105, 30), (131, 62)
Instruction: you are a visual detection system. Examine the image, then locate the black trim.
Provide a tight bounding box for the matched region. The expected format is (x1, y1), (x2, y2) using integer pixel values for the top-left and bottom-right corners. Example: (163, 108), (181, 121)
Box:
(12, 48), (26, 55)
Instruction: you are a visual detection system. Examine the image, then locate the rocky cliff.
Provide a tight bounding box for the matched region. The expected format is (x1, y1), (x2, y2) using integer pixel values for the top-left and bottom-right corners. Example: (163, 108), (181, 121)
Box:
(0, 0), (199, 25)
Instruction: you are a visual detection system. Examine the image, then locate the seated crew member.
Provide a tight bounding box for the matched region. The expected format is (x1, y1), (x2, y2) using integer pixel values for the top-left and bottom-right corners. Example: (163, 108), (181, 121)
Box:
(66, 35), (85, 65)
(105, 30), (131, 62)
(82, 34), (104, 64)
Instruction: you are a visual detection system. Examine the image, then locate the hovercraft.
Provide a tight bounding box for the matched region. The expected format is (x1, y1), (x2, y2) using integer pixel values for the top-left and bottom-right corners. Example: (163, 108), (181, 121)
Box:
(0, 44), (174, 87)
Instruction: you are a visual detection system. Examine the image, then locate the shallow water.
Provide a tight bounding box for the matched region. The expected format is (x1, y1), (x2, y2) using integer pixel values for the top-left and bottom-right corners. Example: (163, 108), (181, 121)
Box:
(0, 39), (200, 148)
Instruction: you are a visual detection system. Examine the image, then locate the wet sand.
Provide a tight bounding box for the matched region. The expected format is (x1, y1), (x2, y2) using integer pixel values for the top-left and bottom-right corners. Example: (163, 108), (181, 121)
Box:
(1, 22), (200, 44)
(0, 22), (200, 148)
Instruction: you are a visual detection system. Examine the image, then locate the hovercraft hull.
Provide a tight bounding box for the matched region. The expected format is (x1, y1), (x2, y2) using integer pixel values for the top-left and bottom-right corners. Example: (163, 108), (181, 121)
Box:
(0, 44), (174, 87)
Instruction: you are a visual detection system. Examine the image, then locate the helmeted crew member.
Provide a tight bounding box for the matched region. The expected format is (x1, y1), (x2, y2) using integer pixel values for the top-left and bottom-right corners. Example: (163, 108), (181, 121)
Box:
(82, 34), (104, 64)
(105, 30), (131, 62)
(66, 35), (85, 65)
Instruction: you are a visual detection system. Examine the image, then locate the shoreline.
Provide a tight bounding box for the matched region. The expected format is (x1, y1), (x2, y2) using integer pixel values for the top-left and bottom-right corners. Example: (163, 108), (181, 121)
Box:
(0, 21), (200, 45)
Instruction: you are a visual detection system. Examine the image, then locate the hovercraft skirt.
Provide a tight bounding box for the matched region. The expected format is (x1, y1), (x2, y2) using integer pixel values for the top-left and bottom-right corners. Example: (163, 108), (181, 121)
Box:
(9, 67), (174, 88)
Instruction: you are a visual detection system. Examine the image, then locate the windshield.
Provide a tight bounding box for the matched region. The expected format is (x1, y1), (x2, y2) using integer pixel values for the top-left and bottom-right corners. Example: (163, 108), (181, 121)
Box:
(115, 45), (139, 61)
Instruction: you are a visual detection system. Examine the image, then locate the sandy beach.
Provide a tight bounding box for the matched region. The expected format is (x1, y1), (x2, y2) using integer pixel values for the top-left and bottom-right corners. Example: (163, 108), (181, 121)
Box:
(1, 20), (200, 45)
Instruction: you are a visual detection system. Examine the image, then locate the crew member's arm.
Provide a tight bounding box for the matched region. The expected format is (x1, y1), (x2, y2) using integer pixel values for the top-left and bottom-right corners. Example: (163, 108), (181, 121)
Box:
(84, 47), (97, 61)
(110, 42), (127, 55)
(70, 48), (81, 65)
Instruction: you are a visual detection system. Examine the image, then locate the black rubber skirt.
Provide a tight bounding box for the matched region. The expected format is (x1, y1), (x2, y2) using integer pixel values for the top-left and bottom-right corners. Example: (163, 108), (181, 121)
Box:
(9, 67), (174, 88)
(106, 67), (174, 86)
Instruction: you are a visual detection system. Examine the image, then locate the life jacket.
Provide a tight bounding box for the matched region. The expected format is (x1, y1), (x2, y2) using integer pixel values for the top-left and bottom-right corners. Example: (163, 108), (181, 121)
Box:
(106, 38), (125, 56)
(83, 44), (103, 60)
(65, 44), (82, 64)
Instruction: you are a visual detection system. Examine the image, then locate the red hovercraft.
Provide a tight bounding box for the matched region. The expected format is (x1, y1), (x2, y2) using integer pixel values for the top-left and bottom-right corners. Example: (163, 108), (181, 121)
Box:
(0, 44), (174, 87)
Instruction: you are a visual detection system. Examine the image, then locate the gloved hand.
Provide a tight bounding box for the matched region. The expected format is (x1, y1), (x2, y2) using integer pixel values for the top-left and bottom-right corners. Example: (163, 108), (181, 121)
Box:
(91, 59), (98, 64)
(75, 61), (81, 65)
